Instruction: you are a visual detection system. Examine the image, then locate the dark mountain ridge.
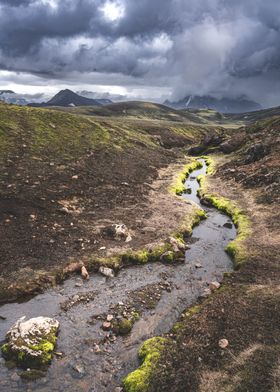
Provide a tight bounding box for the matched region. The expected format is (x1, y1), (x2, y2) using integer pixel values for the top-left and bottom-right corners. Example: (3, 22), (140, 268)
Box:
(165, 94), (262, 113)
(28, 89), (112, 107)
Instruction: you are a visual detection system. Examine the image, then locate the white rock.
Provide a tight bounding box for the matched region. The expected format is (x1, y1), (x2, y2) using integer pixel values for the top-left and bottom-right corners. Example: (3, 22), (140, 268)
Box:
(218, 339), (229, 349)
(5, 316), (59, 361)
(99, 266), (115, 278)
(73, 364), (85, 374)
(104, 224), (132, 242)
(209, 281), (221, 291)
(81, 266), (89, 280)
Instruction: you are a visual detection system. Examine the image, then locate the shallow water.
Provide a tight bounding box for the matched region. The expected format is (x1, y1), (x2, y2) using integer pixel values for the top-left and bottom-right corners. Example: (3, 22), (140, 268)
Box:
(0, 159), (236, 391)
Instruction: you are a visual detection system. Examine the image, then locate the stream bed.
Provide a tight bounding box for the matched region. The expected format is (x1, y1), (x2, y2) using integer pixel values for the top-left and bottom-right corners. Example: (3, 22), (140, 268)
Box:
(0, 159), (236, 392)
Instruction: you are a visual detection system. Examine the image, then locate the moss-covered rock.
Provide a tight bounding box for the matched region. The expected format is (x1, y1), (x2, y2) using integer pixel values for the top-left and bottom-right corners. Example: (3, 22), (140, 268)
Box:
(1, 316), (59, 369)
(113, 318), (134, 336)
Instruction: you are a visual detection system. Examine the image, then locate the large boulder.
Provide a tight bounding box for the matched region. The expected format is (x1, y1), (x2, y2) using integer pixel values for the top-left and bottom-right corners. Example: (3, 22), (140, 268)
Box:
(1, 316), (59, 368)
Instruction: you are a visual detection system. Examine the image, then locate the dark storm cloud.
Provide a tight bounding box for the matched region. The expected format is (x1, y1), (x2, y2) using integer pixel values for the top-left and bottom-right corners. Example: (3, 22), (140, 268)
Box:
(1, 0), (280, 105)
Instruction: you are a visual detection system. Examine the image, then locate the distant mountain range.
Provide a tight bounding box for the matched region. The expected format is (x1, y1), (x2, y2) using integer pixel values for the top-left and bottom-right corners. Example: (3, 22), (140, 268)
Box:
(164, 95), (262, 113)
(0, 90), (30, 105)
(0, 90), (15, 95)
(29, 89), (113, 107)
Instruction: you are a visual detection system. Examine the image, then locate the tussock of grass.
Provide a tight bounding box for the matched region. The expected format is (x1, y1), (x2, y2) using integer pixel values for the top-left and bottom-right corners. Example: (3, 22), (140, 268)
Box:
(197, 158), (251, 267)
(123, 337), (168, 392)
(169, 159), (203, 195)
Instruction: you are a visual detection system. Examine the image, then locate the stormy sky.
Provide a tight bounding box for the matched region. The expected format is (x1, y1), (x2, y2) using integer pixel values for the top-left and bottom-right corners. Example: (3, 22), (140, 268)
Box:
(0, 0), (280, 106)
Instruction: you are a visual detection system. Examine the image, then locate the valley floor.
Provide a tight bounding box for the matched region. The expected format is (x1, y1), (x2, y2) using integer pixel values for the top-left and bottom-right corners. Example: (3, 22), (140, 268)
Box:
(0, 103), (279, 392)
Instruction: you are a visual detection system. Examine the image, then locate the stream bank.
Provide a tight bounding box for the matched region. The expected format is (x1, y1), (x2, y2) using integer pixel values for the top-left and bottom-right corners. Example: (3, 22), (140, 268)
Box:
(0, 159), (236, 392)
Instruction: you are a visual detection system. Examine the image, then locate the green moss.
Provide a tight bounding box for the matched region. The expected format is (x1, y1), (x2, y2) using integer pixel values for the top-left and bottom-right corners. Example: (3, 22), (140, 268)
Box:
(87, 255), (121, 271)
(197, 158), (251, 267)
(122, 250), (150, 264)
(200, 155), (216, 175)
(121, 242), (179, 265)
(172, 305), (201, 332)
(1, 331), (58, 369)
(1, 343), (9, 356)
(123, 337), (168, 392)
(113, 318), (134, 336)
(169, 159), (203, 195)
(178, 207), (207, 237)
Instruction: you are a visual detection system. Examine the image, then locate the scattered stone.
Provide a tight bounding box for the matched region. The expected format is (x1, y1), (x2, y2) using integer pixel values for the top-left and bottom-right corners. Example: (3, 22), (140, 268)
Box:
(81, 266), (89, 280)
(219, 339), (229, 349)
(73, 365), (85, 375)
(60, 291), (95, 311)
(72, 175), (79, 180)
(102, 322), (112, 331)
(199, 288), (211, 299)
(99, 246), (106, 250)
(10, 373), (20, 382)
(115, 387), (123, 392)
(53, 352), (63, 357)
(102, 224), (132, 242)
(99, 267), (115, 278)
(107, 315), (114, 322)
(168, 236), (187, 253)
(113, 318), (133, 336)
(93, 344), (101, 353)
(1, 316), (59, 368)
(195, 263), (202, 269)
(223, 222), (233, 229)
(160, 250), (174, 263)
(209, 281), (221, 291)
(63, 261), (84, 274)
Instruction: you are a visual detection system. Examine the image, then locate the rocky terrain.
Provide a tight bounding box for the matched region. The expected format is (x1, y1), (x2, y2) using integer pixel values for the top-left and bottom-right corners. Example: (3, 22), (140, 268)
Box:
(135, 112), (280, 392)
(0, 101), (279, 392)
(0, 102), (210, 301)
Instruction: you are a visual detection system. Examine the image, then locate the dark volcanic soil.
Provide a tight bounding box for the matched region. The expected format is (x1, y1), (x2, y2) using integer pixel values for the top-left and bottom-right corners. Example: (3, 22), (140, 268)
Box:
(144, 116), (280, 392)
(0, 105), (208, 301)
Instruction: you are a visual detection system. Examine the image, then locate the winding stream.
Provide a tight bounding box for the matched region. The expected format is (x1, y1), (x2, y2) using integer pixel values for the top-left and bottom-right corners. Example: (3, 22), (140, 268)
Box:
(0, 159), (236, 392)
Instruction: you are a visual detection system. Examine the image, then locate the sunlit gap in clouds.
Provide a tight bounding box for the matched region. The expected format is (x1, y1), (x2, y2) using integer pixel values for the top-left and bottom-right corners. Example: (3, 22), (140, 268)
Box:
(101, 0), (125, 22)
(39, 0), (59, 9)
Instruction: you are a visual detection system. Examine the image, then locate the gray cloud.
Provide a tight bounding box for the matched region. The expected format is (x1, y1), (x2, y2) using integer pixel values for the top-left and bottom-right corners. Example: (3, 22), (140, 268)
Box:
(0, 0), (280, 106)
